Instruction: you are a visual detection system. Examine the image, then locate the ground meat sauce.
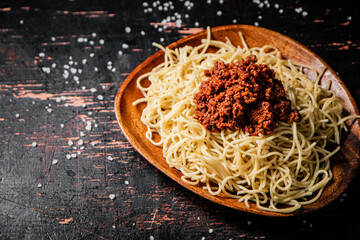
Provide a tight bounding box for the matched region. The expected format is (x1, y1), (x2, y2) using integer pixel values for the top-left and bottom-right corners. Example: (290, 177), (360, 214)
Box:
(194, 55), (302, 136)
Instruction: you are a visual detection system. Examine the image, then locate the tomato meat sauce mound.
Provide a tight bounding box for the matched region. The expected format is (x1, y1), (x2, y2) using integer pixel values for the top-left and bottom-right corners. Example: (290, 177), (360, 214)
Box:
(194, 55), (302, 136)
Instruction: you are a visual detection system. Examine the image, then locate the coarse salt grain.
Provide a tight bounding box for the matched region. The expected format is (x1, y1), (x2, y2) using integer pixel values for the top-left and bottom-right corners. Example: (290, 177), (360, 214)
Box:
(90, 88), (97, 93)
(66, 154), (71, 159)
(71, 153), (77, 158)
(42, 67), (51, 73)
(78, 139), (84, 145)
(37, 183), (42, 188)
(125, 27), (131, 33)
(125, 180), (129, 185)
(209, 229), (213, 233)
(68, 140), (73, 146)
(295, 7), (302, 13)
(216, 10), (222, 16)
(122, 43), (129, 49)
(107, 156), (113, 161)
(60, 123), (64, 128)
(99, 39), (105, 45)
(109, 194), (116, 200)
(90, 53), (95, 57)
(32, 142), (37, 147)
(141, 31), (145, 36)
(150, 236), (154, 240)
(39, 52), (45, 57)
(97, 95), (104, 100)
(15, 113), (20, 118)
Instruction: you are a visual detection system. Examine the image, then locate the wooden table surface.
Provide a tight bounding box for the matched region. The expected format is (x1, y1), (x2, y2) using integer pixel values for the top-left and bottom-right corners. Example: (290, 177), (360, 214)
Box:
(0, 0), (359, 239)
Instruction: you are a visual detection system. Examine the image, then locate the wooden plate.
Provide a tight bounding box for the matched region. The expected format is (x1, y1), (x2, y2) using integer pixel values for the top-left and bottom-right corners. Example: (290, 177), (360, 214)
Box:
(114, 25), (360, 217)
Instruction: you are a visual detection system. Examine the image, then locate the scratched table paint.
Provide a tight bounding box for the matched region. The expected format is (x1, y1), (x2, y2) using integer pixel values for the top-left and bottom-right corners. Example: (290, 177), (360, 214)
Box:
(0, 0), (359, 239)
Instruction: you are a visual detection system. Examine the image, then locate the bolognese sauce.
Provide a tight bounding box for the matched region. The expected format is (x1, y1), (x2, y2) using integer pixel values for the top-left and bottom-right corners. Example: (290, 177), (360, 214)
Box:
(194, 55), (301, 136)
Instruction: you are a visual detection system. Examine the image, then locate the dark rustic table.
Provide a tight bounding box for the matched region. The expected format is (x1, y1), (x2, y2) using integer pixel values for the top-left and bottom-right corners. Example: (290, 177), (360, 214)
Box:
(0, 0), (359, 239)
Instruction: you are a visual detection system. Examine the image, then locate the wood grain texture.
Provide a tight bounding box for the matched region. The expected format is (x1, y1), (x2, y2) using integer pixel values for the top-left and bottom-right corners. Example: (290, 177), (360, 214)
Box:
(115, 25), (360, 217)
(0, 0), (360, 239)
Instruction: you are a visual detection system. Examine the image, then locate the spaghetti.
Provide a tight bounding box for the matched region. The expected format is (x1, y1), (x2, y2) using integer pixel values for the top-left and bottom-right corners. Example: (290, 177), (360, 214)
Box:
(133, 27), (359, 213)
